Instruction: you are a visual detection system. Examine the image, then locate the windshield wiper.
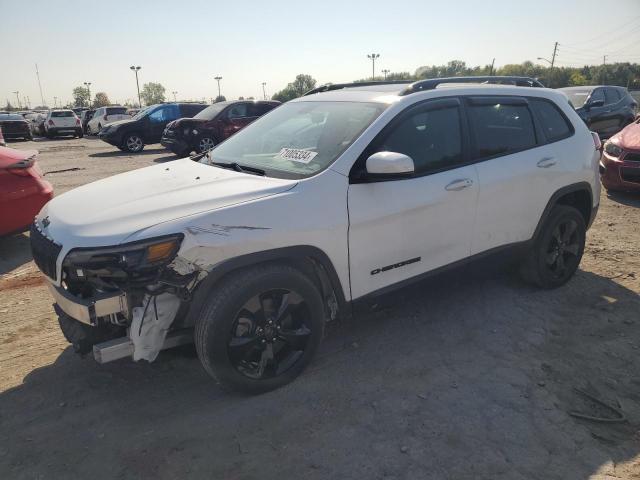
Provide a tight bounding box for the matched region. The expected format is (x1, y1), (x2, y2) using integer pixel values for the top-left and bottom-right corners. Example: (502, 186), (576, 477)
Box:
(211, 161), (265, 176)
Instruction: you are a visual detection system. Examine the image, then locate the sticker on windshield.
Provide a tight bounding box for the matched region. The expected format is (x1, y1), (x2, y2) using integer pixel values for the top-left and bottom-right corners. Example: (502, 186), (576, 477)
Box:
(275, 148), (318, 164)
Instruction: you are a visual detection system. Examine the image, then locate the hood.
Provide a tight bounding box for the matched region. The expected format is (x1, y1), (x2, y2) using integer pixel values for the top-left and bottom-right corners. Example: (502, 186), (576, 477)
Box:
(105, 118), (136, 129)
(38, 158), (296, 247)
(610, 121), (640, 149)
(168, 118), (207, 129)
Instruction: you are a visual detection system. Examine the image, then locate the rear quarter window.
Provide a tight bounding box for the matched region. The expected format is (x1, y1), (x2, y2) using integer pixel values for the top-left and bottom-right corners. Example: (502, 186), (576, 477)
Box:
(467, 99), (537, 159)
(530, 98), (573, 143)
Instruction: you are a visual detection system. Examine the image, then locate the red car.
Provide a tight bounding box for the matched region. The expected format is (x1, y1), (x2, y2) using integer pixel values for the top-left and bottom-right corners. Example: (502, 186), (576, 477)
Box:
(600, 118), (640, 192)
(0, 146), (53, 236)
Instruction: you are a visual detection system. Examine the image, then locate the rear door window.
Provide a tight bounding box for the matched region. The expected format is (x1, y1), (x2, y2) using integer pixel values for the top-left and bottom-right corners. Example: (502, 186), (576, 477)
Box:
(467, 98), (537, 159)
(107, 107), (127, 115)
(604, 88), (620, 105)
(530, 98), (572, 143)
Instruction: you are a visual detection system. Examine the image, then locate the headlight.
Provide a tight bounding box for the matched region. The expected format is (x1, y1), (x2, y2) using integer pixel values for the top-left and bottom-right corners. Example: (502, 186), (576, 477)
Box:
(604, 141), (623, 157)
(64, 234), (183, 271)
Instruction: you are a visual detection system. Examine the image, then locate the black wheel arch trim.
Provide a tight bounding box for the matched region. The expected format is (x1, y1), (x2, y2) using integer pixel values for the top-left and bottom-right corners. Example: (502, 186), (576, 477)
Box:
(532, 181), (595, 240)
(182, 246), (349, 327)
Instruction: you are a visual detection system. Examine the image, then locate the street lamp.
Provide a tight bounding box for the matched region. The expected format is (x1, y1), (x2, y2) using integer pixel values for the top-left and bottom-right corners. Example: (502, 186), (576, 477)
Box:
(172, 91), (177, 102)
(261, 82), (267, 100)
(381, 69), (390, 80)
(367, 53), (380, 80)
(130, 66), (142, 107)
(84, 82), (92, 107)
(214, 76), (222, 100)
(537, 57), (553, 66)
(12, 91), (21, 109)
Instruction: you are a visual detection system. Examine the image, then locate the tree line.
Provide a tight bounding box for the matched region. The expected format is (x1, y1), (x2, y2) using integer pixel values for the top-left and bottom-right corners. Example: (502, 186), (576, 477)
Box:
(272, 60), (640, 102)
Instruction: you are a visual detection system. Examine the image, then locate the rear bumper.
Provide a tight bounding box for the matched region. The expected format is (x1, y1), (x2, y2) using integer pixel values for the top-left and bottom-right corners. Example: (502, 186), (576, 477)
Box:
(47, 127), (80, 135)
(48, 283), (129, 326)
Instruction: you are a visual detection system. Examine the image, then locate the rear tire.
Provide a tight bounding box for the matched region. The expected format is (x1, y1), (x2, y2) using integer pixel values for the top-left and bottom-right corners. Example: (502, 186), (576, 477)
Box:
(76, 129), (83, 138)
(195, 264), (325, 394)
(520, 205), (586, 289)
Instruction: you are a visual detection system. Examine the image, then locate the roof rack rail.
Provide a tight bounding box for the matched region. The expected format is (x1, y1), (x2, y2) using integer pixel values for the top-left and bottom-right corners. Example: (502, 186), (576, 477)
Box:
(399, 76), (544, 95)
(303, 80), (412, 96)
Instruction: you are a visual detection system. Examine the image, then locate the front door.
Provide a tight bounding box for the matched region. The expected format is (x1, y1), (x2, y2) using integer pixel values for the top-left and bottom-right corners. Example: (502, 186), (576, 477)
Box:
(347, 98), (479, 299)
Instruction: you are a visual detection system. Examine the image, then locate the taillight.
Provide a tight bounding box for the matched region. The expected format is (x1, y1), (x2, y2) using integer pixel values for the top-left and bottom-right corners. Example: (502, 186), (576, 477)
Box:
(48, 119), (54, 125)
(76, 118), (81, 125)
(591, 132), (602, 151)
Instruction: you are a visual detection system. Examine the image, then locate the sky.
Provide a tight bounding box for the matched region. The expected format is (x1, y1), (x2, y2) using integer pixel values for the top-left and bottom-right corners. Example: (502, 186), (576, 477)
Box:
(1, 0), (639, 108)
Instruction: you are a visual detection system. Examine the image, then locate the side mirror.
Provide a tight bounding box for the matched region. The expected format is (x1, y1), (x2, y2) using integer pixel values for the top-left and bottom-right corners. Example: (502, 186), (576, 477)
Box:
(365, 151), (415, 177)
(587, 98), (604, 109)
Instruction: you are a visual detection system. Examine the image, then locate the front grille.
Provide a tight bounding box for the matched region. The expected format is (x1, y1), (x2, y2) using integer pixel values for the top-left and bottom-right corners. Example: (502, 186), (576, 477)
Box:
(30, 222), (62, 281)
(621, 167), (640, 184)
(624, 152), (640, 163)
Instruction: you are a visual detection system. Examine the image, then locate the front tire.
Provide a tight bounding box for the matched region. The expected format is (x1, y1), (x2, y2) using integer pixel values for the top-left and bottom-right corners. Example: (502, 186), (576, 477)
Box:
(195, 264), (325, 394)
(122, 133), (144, 153)
(197, 136), (216, 153)
(520, 205), (586, 288)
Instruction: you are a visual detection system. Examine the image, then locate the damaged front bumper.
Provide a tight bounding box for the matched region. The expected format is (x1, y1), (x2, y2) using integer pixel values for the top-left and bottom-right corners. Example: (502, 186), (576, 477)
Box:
(48, 283), (129, 326)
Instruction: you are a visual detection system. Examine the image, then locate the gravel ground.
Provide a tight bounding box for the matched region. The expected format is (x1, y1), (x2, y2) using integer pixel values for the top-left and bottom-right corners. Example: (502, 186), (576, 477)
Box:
(0, 137), (639, 479)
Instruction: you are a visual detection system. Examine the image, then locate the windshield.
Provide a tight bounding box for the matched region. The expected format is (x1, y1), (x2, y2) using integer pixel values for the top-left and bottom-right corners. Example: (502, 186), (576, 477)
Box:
(562, 89), (591, 108)
(200, 101), (386, 179)
(194, 103), (227, 120)
(132, 106), (153, 120)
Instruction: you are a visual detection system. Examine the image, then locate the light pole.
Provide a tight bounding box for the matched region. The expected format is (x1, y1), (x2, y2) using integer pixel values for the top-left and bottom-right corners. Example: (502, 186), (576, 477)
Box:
(130, 66), (142, 107)
(54, 96), (58, 108)
(381, 69), (390, 80)
(261, 82), (267, 100)
(13, 91), (21, 109)
(84, 82), (92, 107)
(214, 76), (222, 100)
(172, 91), (177, 102)
(367, 53), (380, 80)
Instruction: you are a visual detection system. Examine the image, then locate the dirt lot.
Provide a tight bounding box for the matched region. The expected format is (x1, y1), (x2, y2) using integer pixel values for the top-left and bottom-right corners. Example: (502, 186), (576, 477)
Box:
(1, 137), (639, 479)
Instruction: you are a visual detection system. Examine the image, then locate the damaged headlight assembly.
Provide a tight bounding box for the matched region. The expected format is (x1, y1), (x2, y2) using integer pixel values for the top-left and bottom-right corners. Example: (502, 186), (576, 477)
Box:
(64, 234), (184, 273)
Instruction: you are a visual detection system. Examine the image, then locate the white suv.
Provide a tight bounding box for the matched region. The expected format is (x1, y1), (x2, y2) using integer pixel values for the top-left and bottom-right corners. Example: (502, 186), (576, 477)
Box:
(43, 109), (83, 138)
(31, 77), (601, 393)
(87, 106), (130, 134)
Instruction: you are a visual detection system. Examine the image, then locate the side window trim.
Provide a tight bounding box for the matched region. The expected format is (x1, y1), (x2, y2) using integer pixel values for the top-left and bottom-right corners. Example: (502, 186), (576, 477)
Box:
(462, 95), (540, 163)
(349, 96), (468, 183)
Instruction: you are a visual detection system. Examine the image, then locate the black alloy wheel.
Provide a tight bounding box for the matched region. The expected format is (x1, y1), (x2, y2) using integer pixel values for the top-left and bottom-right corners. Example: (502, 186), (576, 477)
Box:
(228, 289), (312, 380)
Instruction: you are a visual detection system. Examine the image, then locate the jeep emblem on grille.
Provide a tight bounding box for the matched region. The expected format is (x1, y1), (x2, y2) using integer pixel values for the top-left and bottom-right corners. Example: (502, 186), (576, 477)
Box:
(41, 216), (50, 228)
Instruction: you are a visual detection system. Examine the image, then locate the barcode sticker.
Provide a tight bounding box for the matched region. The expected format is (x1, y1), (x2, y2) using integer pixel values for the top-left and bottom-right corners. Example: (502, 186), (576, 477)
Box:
(275, 148), (318, 164)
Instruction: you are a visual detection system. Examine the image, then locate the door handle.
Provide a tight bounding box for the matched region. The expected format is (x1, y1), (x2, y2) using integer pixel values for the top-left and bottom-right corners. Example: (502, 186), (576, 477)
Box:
(537, 157), (556, 168)
(445, 178), (473, 191)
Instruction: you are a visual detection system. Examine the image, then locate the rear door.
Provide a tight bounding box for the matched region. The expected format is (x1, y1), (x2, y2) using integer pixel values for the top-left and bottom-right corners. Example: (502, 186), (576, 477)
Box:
(347, 98), (479, 299)
(469, 95), (569, 254)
